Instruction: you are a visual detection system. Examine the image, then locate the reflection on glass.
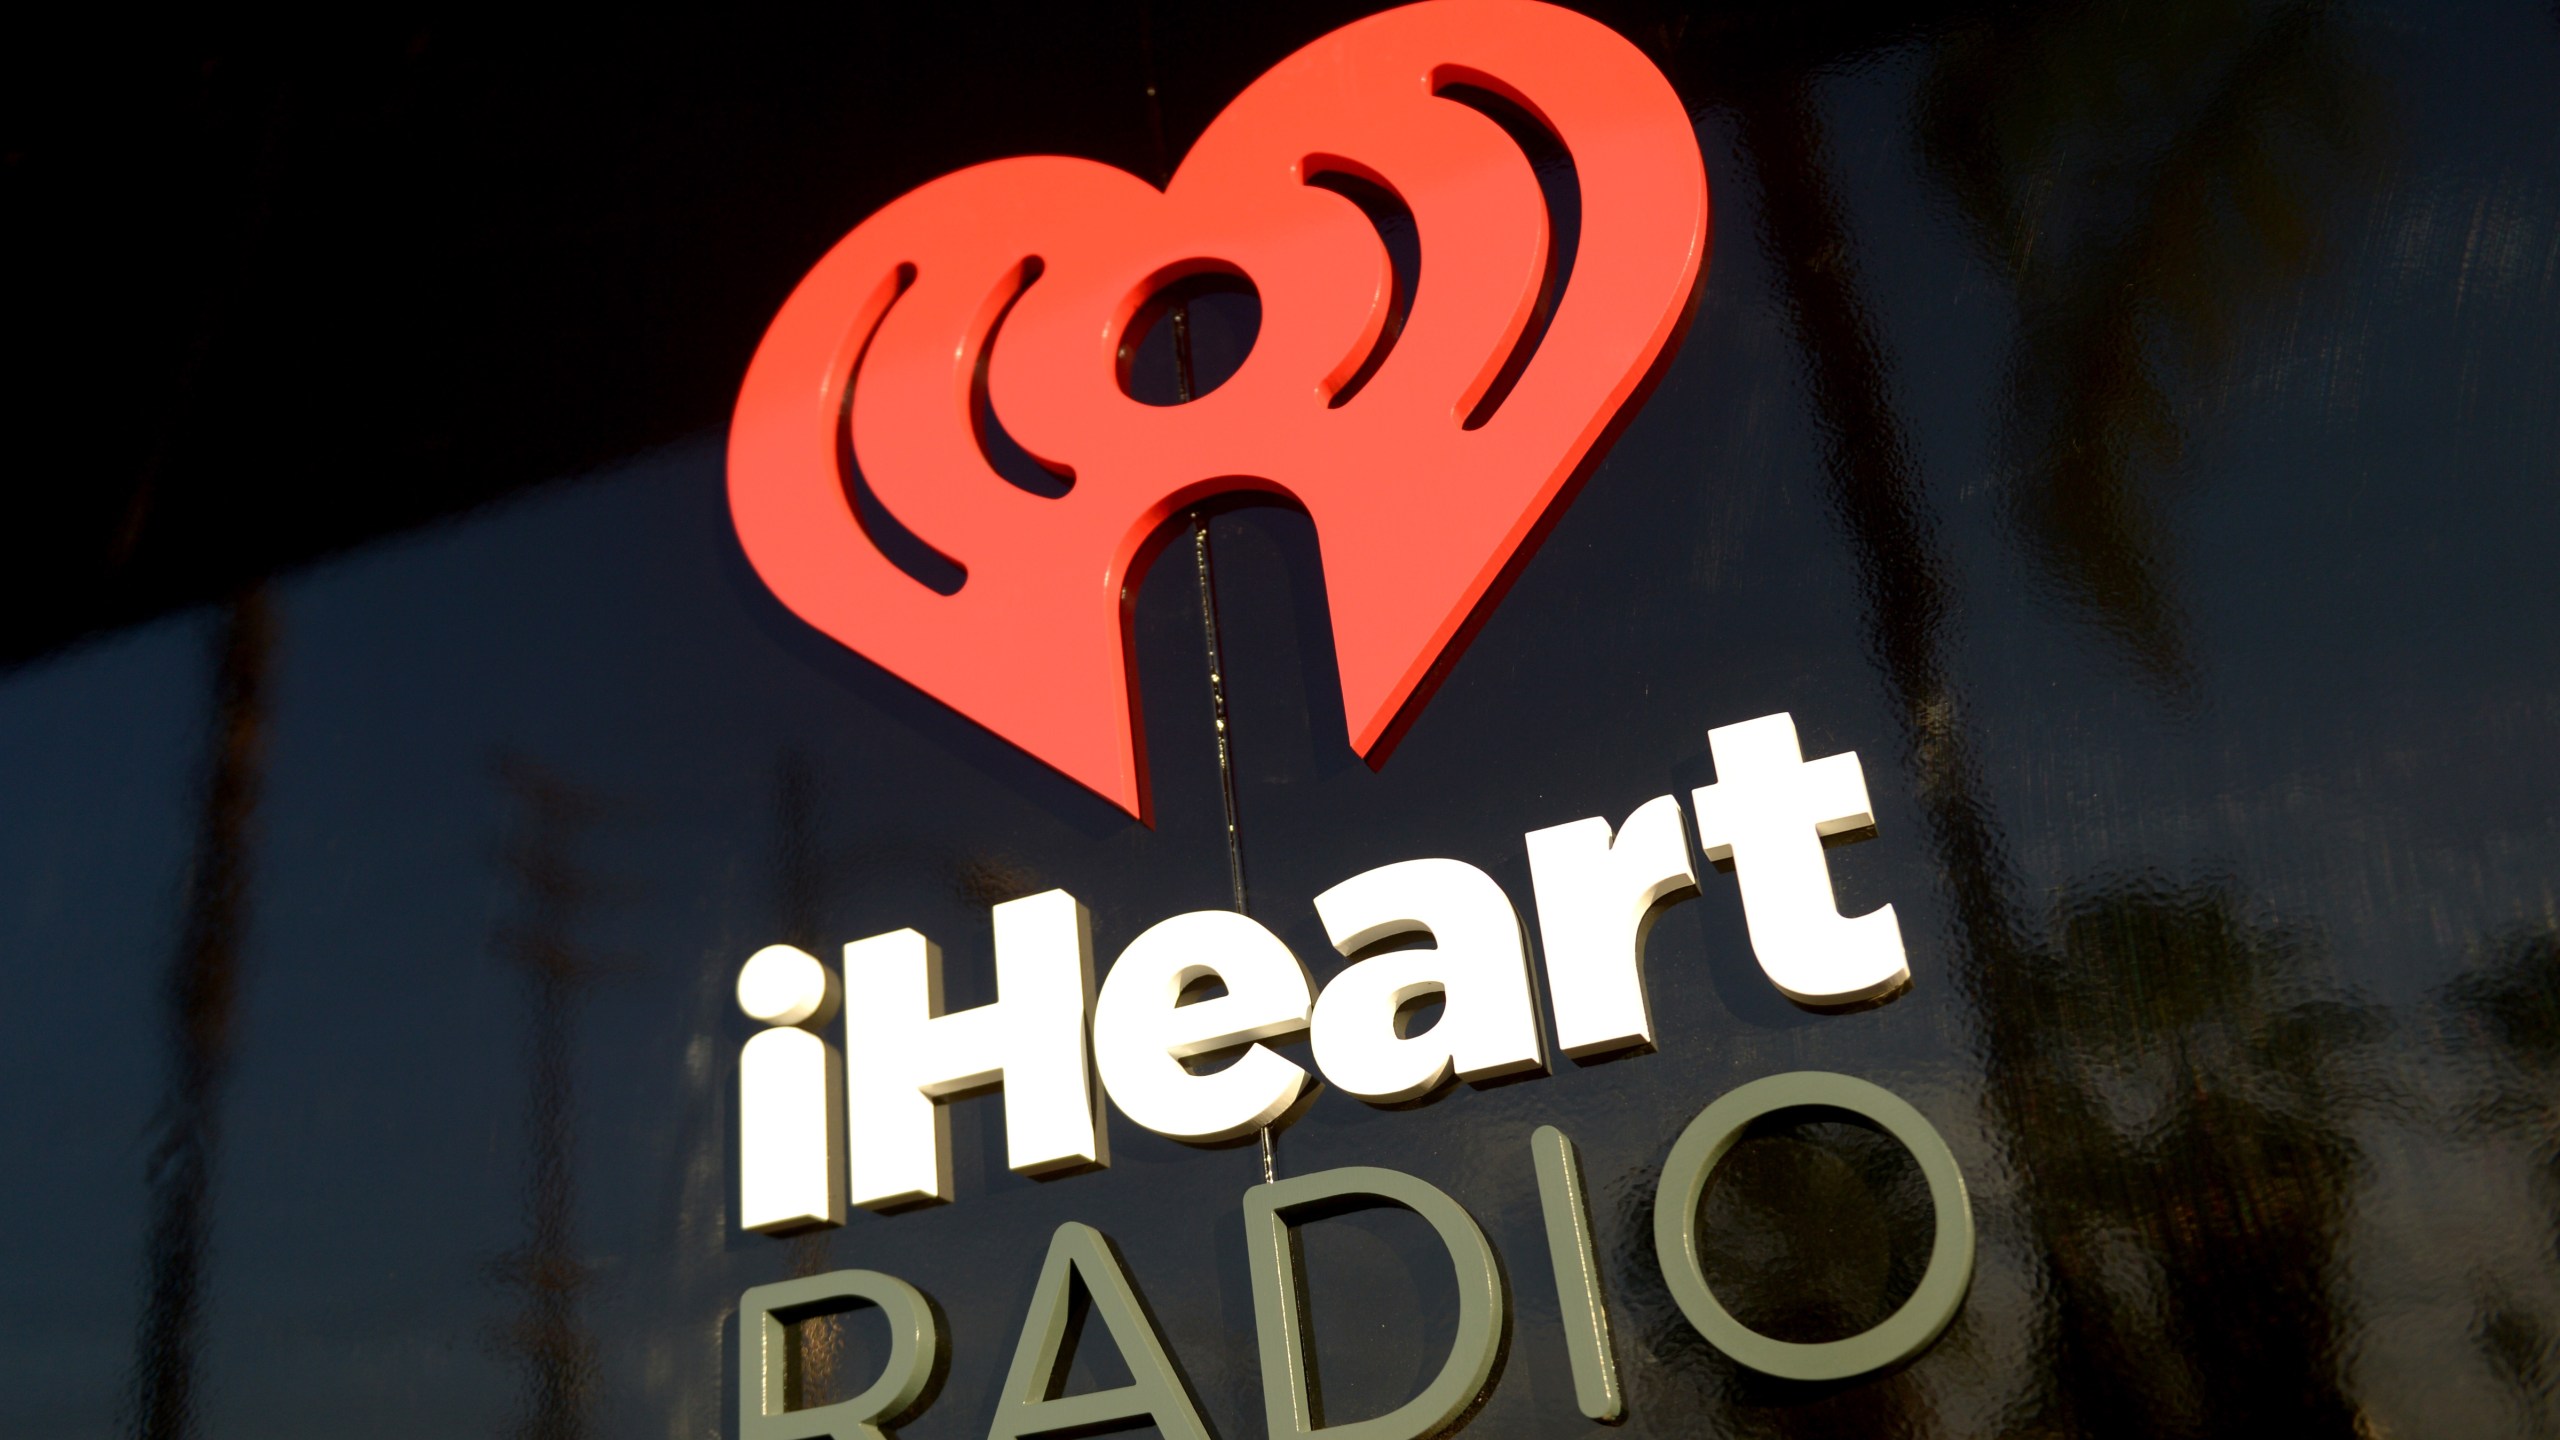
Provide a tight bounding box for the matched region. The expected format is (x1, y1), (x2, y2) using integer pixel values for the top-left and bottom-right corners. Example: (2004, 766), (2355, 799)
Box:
(1989, 878), (2385, 1434)
(126, 590), (271, 1440)
(1917, 0), (2381, 690)
(486, 756), (611, 1440)
(2441, 924), (2560, 1428)
(1693, 1), (2398, 1429)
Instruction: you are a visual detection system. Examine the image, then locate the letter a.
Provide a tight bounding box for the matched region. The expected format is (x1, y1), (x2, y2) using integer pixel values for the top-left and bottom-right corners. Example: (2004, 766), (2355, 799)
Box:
(987, 1223), (1211, 1440)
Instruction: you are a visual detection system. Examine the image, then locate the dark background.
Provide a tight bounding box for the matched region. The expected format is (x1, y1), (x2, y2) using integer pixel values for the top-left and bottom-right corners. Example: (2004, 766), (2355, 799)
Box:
(4, 1), (2558, 1436)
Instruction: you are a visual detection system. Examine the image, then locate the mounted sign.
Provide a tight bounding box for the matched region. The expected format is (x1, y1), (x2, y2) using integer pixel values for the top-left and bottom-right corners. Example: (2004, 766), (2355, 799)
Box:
(726, 0), (1709, 817)
(724, 2), (1960, 1427)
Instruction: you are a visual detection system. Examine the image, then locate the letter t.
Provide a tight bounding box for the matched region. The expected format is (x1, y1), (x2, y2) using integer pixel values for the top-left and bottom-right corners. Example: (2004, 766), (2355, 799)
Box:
(1689, 713), (1908, 1005)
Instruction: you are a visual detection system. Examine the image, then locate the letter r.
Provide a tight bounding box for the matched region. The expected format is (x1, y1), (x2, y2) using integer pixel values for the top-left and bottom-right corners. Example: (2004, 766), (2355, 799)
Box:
(841, 889), (1106, 1208)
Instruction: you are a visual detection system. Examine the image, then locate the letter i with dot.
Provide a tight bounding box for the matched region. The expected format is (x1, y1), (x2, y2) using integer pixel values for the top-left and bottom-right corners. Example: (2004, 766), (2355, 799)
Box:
(737, 945), (846, 1233)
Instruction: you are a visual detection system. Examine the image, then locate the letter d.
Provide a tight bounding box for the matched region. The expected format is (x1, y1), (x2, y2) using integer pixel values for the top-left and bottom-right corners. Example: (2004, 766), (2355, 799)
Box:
(1243, 1166), (1505, 1440)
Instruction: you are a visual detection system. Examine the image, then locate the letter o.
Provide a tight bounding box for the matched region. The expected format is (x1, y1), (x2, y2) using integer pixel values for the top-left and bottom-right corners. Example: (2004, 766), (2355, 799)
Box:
(1651, 1071), (1973, 1382)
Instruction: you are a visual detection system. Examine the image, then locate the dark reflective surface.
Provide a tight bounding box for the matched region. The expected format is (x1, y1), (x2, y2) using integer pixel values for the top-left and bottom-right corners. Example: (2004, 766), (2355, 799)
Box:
(5, 2), (2559, 1437)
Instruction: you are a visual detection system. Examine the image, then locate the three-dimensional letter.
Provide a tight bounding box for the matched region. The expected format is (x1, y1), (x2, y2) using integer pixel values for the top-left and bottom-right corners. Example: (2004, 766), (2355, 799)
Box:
(842, 890), (1105, 1208)
(988, 1223), (1213, 1440)
(1244, 1166), (1506, 1440)
(1309, 860), (1544, 1102)
(1094, 909), (1314, 1141)
(1524, 795), (1698, 1056)
(1689, 714), (1908, 1005)
(738, 944), (845, 1232)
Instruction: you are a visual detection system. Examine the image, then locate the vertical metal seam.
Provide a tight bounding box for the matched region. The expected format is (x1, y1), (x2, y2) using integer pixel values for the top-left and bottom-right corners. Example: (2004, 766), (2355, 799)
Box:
(1139, 6), (1271, 1186)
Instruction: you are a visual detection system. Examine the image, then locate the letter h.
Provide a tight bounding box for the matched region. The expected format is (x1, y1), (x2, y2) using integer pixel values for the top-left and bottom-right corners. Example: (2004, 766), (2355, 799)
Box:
(841, 890), (1106, 1208)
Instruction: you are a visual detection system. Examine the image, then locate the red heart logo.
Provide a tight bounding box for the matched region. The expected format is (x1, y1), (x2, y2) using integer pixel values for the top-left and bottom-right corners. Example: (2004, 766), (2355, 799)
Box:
(729, 0), (1708, 818)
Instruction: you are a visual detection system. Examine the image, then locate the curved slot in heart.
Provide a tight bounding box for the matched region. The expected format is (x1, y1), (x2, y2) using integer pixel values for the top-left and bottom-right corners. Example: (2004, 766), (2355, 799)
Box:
(1305, 168), (1421, 411)
(835, 262), (965, 595)
(1117, 268), (1262, 406)
(1435, 78), (1583, 432)
(971, 256), (1076, 498)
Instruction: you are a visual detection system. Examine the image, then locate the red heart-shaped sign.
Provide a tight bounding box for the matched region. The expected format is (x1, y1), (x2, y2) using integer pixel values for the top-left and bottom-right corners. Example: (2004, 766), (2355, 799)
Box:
(730, 0), (1708, 818)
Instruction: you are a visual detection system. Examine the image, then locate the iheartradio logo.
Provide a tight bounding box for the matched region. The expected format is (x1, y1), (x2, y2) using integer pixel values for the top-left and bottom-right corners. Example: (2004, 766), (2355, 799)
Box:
(728, 0), (1709, 816)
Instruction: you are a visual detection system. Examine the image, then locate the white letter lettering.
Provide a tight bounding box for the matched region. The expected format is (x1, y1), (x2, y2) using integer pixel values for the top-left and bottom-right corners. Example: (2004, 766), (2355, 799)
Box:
(1309, 859), (1544, 1102)
(1525, 795), (1698, 1057)
(841, 889), (1104, 1209)
(1689, 713), (1908, 1005)
(1094, 910), (1314, 1142)
(736, 944), (845, 1233)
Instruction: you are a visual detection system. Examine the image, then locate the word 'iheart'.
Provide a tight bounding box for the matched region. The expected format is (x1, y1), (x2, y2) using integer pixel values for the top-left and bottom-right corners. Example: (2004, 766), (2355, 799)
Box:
(735, 713), (1907, 1225)
(728, 0), (1709, 817)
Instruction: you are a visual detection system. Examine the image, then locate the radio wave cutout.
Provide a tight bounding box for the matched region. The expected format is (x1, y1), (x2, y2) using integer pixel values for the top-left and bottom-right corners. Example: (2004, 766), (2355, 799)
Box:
(729, 0), (1710, 817)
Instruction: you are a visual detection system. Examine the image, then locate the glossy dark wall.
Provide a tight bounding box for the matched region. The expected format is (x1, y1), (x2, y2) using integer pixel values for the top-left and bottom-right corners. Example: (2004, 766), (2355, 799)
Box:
(4, 2), (2558, 1437)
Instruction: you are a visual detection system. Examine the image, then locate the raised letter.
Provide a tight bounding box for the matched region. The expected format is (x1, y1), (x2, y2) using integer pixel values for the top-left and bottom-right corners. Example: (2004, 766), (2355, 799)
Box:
(1530, 1126), (1621, 1421)
(739, 1269), (940, 1440)
(1245, 1166), (1505, 1440)
(988, 1222), (1212, 1440)
(1689, 713), (1908, 1005)
(738, 945), (845, 1233)
(1524, 796), (1698, 1056)
(1095, 910), (1314, 1141)
(1309, 859), (1543, 1103)
(842, 890), (1104, 1209)
(1652, 1071), (1974, 1382)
